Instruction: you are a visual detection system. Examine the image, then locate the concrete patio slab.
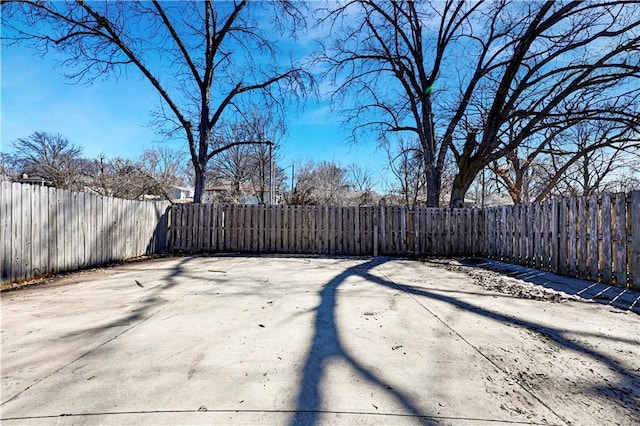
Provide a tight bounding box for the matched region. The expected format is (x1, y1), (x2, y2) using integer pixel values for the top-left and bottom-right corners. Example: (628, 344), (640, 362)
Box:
(2, 255), (639, 425)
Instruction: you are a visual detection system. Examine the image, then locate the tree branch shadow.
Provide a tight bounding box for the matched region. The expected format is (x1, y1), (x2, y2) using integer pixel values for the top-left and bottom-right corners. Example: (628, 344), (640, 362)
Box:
(291, 258), (435, 425)
(59, 256), (199, 339)
(52, 255), (434, 422)
(292, 256), (640, 425)
(361, 265), (640, 420)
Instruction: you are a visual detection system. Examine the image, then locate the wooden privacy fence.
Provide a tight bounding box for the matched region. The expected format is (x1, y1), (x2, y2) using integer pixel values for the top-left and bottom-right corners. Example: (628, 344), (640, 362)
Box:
(169, 192), (640, 289)
(2, 181), (639, 290)
(1, 181), (170, 284)
(169, 204), (485, 257)
(484, 192), (640, 289)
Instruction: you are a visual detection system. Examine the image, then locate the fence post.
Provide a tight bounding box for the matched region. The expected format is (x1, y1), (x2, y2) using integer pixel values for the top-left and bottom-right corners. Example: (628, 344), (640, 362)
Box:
(613, 193), (627, 286)
(551, 200), (559, 273)
(373, 207), (379, 257)
(630, 191), (640, 290)
(601, 194), (612, 283)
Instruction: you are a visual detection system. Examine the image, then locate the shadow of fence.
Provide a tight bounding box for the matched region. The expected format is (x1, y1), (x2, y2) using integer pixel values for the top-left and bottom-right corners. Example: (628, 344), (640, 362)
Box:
(463, 258), (640, 314)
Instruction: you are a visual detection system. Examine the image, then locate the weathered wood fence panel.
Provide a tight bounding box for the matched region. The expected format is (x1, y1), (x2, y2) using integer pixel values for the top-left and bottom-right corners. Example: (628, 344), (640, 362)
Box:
(169, 191), (639, 289)
(483, 192), (639, 290)
(169, 204), (483, 258)
(3, 181), (639, 290)
(1, 181), (170, 284)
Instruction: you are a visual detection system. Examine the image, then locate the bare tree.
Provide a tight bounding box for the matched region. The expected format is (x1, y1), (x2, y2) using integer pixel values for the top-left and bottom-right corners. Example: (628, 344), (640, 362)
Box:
(488, 153), (546, 204)
(3, 1), (314, 203)
(291, 161), (351, 205)
(347, 163), (377, 206)
(0, 153), (18, 180)
(7, 131), (86, 190)
(139, 146), (190, 198)
(323, 0), (640, 206)
(348, 163), (375, 193)
(613, 153), (640, 193)
(86, 156), (153, 200)
(382, 137), (426, 207)
(322, 1), (447, 206)
(490, 118), (640, 202)
(247, 142), (287, 205)
(81, 146), (188, 201)
(541, 123), (640, 198)
(207, 110), (285, 204)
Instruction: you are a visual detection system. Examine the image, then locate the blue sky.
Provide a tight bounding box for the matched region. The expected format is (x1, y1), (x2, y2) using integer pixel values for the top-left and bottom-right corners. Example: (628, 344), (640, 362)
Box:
(1, 37), (390, 190)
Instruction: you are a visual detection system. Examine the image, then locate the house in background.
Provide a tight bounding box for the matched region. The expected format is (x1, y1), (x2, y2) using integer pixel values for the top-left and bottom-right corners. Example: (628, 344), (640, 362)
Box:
(168, 185), (194, 202)
(15, 173), (53, 186)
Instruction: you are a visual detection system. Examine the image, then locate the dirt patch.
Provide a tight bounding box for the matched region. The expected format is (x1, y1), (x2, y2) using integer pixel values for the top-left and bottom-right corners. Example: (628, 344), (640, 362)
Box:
(422, 257), (579, 302)
(0, 254), (177, 293)
(417, 257), (640, 425)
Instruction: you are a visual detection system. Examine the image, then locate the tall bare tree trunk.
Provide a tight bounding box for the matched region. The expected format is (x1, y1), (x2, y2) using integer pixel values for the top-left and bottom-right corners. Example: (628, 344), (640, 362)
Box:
(425, 166), (441, 207)
(449, 164), (480, 208)
(193, 161), (206, 203)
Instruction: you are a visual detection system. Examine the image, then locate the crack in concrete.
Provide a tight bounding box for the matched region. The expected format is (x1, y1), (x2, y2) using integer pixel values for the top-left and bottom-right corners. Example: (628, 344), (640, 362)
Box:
(1, 408), (554, 425)
(379, 269), (571, 426)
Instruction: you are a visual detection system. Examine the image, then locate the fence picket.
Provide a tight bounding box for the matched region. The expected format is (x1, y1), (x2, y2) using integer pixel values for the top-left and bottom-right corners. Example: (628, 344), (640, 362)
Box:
(601, 194), (612, 283)
(631, 191), (640, 290)
(577, 197), (588, 279)
(588, 195), (598, 281)
(558, 198), (568, 275)
(568, 197), (577, 276)
(515, 205), (521, 264)
(48, 187), (59, 273)
(613, 193), (627, 286)
(539, 201), (546, 270)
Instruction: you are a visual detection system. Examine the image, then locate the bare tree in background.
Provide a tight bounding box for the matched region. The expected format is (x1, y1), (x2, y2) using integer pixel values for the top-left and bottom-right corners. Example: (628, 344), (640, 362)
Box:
(6, 131), (85, 190)
(490, 96), (640, 204)
(3, 1), (314, 203)
(348, 163), (377, 206)
(0, 153), (18, 179)
(207, 144), (252, 204)
(291, 161), (351, 205)
(348, 163), (375, 193)
(488, 153), (546, 204)
(541, 123), (640, 198)
(207, 111), (285, 204)
(87, 156), (154, 200)
(139, 146), (190, 198)
(247, 142), (287, 204)
(613, 154), (640, 193)
(554, 149), (633, 197)
(382, 138), (426, 207)
(85, 146), (187, 200)
(4, 130), (189, 199)
(323, 0), (640, 206)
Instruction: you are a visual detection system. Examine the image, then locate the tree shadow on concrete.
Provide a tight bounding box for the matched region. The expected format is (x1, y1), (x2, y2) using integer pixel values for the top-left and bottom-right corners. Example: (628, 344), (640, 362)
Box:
(291, 257), (436, 426)
(59, 256), (203, 339)
(361, 263), (640, 422)
(292, 256), (640, 425)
